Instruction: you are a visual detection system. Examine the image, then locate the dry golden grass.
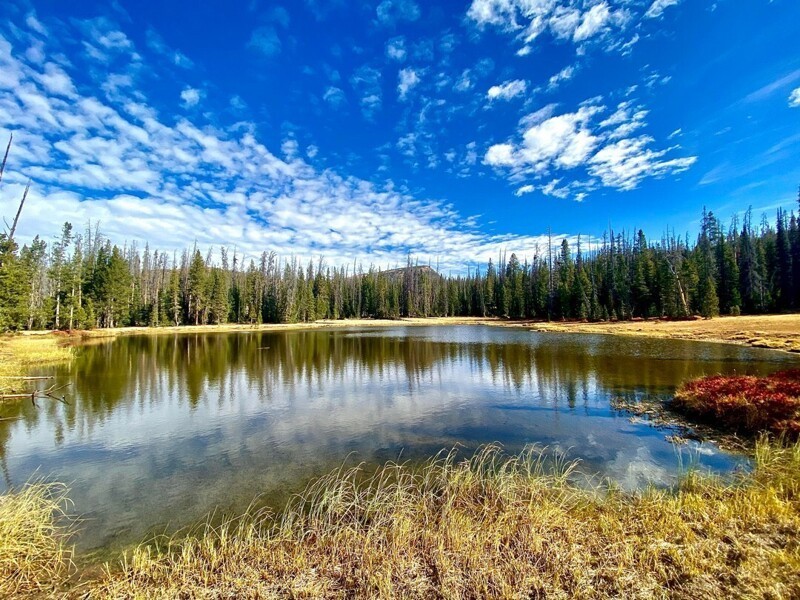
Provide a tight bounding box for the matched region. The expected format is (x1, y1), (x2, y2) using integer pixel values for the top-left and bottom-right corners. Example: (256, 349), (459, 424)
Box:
(524, 314), (800, 353)
(72, 441), (800, 599)
(0, 334), (73, 394)
(0, 482), (73, 598)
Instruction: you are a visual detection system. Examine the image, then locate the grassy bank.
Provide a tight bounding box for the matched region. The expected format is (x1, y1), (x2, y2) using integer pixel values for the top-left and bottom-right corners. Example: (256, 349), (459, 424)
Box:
(1, 442), (798, 598)
(0, 483), (72, 598)
(0, 334), (74, 395)
(522, 314), (800, 353)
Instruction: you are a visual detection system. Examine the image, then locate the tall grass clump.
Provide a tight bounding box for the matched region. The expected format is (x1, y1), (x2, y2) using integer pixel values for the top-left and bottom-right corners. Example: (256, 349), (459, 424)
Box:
(0, 334), (73, 394)
(673, 369), (800, 438)
(0, 483), (73, 598)
(89, 441), (800, 599)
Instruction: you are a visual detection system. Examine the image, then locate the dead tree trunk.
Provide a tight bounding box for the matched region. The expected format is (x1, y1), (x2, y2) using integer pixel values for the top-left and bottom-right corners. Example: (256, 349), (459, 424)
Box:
(0, 133), (11, 185)
(8, 179), (30, 240)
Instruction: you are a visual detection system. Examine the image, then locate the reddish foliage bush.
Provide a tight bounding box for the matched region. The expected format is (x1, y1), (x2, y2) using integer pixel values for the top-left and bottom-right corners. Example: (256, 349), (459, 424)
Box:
(672, 369), (800, 438)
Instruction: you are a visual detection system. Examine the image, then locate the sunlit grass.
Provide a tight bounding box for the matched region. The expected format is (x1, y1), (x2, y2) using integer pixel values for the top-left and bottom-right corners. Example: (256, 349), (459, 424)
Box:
(0, 482), (73, 598)
(1, 442), (798, 598)
(76, 440), (800, 599)
(0, 334), (73, 394)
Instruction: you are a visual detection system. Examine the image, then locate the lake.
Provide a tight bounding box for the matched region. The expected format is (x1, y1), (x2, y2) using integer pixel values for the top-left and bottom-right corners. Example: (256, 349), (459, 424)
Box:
(2, 325), (798, 554)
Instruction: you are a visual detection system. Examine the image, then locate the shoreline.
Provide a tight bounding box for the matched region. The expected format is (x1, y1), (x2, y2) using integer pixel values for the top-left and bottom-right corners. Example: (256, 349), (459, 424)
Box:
(11, 313), (800, 354)
(515, 314), (800, 354)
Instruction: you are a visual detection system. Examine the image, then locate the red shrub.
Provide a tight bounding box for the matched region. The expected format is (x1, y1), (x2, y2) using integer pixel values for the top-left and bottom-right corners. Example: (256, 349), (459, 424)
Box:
(672, 369), (800, 438)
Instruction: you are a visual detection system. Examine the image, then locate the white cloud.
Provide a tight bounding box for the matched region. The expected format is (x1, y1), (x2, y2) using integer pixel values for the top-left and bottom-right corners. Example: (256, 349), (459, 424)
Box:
(385, 37), (406, 61)
(35, 62), (77, 97)
(0, 26), (581, 272)
(397, 68), (420, 100)
(467, 0), (549, 29)
(518, 107), (600, 170)
(76, 17), (138, 63)
(547, 65), (575, 91)
(230, 95), (247, 111)
(487, 79), (527, 101)
(454, 69), (473, 92)
(484, 100), (696, 194)
(468, 0), (640, 53)
(515, 184), (534, 196)
(25, 13), (48, 37)
(599, 101), (648, 139)
(323, 86), (346, 107)
(180, 87), (202, 108)
(589, 137), (696, 190)
(484, 143), (516, 166)
(789, 87), (800, 108)
(350, 65), (382, 119)
(548, 7), (581, 40)
(573, 3), (613, 42)
(644, 0), (681, 19)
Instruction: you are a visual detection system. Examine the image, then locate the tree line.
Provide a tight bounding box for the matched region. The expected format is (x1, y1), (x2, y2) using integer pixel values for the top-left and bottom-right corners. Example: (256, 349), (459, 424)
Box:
(1, 135), (799, 330)
(0, 197), (798, 331)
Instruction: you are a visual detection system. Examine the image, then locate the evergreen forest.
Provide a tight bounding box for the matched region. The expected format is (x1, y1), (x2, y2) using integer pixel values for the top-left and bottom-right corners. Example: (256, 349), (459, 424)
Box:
(2, 199), (799, 331)
(2, 131), (800, 331)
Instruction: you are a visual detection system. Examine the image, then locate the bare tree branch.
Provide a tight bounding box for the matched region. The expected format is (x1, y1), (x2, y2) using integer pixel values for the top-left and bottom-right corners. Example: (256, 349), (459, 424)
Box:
(0, 133), (11, 186)
(8, 178), (30, 240)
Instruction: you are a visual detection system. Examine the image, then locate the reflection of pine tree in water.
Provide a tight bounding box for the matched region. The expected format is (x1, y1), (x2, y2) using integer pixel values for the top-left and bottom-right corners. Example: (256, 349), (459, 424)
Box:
(7, 330), (787, 451)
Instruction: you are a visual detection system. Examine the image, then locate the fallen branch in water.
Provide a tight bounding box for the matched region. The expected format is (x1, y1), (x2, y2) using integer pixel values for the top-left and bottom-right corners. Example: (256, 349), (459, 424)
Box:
(0, 383), (69, 407)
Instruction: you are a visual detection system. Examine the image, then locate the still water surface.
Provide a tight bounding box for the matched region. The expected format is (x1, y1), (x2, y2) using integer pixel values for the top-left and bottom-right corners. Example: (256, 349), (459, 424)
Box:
(2, 326), (798, 553)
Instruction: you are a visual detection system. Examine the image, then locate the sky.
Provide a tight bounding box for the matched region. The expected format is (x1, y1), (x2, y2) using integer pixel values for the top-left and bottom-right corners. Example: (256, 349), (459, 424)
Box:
(0, 0), (799, 272)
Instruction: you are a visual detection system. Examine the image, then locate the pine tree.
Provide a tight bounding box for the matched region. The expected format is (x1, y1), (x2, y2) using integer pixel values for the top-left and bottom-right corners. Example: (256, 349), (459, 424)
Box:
(790, 209), (800, 309)
(94, 245), (131, 328)
(716, 224), (741, 315)
(187, 250), (208, 325)
(696, 209), (719, 317)
(506, 253), (524, 319)
(738, 212), (759, 313)
(484, 259), (497, 316)
(775, 208), (793, 310)
(0, 236), (28, 330)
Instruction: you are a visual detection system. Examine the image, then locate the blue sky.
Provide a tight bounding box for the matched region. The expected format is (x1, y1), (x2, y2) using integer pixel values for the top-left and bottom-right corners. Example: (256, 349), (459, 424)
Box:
(1, 0), (799, 271)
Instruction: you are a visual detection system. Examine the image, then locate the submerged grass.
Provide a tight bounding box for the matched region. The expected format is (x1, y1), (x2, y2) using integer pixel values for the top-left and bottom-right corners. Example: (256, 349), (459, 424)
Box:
(63, 441), (798, 598)
(0, 482), (73, 598)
